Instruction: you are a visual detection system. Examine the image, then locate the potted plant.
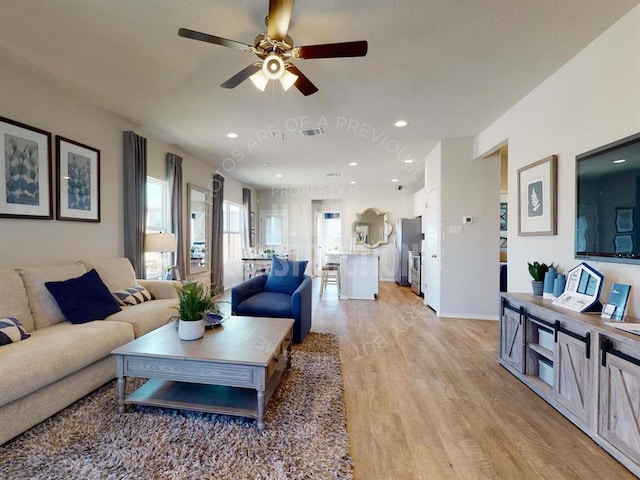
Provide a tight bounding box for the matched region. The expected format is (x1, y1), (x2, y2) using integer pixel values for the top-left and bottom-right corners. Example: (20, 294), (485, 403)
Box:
(173, 282), (223, 340)
(528, 261), (553, 296)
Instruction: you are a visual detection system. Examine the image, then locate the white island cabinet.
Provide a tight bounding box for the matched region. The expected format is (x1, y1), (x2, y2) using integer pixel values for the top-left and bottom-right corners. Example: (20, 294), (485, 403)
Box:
(338, 253), (379, 300)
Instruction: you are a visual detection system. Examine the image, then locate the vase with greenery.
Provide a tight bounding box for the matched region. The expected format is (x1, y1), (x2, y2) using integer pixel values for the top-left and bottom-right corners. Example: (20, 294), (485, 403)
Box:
(174, 282), (224, 340)
(528, 261), (553, 296)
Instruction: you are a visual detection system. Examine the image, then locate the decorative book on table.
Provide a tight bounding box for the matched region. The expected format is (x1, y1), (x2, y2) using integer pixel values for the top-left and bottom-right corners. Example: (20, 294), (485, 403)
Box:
(601, 283), (631, 321)
(552, 262), (603, 313)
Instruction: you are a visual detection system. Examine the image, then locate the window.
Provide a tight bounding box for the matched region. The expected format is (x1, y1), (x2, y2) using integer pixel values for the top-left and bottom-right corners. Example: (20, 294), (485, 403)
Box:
(223, 201), (243, 261)
(146, 178), (168, 232)
(261, 210), (288, 249)
(145, 177), (169, 279)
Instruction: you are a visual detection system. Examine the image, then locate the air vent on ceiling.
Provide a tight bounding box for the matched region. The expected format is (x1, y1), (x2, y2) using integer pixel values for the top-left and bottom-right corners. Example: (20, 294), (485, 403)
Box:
(325, 172), (341, 178)
(301, 127), (324, 136)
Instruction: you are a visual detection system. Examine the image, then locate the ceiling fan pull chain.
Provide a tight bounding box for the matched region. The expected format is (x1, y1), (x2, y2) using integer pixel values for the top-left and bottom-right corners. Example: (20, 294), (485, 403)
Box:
(270, 81), (277, 139)
(279, 86), (285, 140)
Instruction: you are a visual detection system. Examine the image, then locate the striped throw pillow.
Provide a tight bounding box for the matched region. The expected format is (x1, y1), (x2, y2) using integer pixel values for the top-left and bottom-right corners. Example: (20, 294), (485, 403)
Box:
(112, 285), (154, 306)
(0, 317), (31, 346)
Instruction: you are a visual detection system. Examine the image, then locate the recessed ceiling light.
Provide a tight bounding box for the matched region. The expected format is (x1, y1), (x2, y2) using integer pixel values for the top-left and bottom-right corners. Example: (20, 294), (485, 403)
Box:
(263, 162), (270, 167)
(349, 162), (358, 166)
(350, 181), (356, 184)
(391, 178), (399, 182)
(275, 174), (283, 178)
(227, 132), (238, 138)
(613, 159), (627, 164)
(403, 159), (414, 163)
(394, 120), (408, 128)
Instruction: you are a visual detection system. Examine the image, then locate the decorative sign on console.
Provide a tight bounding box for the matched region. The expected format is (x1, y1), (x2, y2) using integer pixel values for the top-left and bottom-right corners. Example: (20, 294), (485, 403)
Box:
(551, 262), (603, 313)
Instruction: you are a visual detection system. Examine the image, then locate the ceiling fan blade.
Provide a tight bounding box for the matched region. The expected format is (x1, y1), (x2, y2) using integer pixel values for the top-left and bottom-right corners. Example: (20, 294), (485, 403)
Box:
(178, 28), (253, 53)
(267, 0), (294, 41)
(220, 64), (261, 89)
(286, 64), (318, 96)
(294, 41), (368, 59)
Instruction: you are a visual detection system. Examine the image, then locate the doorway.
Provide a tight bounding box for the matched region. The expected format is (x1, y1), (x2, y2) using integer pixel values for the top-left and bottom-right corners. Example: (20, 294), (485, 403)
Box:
(499, 145), (508, 292)
(313, 209), (342, 277)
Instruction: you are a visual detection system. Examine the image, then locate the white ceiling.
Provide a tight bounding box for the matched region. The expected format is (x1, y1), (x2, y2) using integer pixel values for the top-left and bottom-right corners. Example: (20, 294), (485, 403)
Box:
(1, 0), (638, 190)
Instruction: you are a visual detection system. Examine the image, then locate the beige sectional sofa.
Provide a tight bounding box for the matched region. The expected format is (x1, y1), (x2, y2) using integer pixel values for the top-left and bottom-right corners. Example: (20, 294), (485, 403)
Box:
(0, 258), (179, 445)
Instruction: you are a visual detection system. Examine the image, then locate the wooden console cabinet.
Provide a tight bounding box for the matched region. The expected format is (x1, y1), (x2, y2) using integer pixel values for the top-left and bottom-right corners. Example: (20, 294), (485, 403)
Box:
(499, 293), (640, 476)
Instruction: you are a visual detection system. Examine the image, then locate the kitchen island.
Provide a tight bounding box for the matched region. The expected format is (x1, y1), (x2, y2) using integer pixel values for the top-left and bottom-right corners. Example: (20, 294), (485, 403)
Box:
(337, 253), (379, 300)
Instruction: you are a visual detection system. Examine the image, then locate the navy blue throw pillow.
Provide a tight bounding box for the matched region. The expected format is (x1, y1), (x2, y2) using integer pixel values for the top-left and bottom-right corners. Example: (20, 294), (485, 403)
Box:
(45, 269), (122, 324)
(264, 255), (308, 295)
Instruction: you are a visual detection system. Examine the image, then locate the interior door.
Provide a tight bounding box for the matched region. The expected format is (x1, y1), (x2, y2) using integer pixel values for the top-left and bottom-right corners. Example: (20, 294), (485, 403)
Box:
(424, 186), (440, 312)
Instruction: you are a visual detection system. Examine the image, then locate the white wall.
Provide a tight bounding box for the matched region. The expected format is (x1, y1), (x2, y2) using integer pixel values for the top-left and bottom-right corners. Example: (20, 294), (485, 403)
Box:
(0, 55), (253, 281)
(257, 184), (413, 280)
(424, 138), (500, 319)
(474, 5), (640, 318)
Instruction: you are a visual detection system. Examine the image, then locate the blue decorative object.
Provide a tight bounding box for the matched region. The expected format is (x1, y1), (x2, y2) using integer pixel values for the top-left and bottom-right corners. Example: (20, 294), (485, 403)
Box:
(45, 269), (122, 324)
(205, 312), (224, 327)
(543, 267), (557, 298)
(552, 274), (566, 298)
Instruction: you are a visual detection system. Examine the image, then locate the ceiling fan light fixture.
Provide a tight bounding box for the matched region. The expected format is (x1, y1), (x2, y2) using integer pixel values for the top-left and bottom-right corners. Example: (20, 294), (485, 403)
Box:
(262, 54), (284, 80)
(250, 70), (269, 91)
(279, 68), (298, 91)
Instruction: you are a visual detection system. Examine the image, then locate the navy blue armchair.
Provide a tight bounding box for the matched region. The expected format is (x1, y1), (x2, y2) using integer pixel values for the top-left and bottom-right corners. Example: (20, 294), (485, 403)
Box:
(231, 257), (312, 344)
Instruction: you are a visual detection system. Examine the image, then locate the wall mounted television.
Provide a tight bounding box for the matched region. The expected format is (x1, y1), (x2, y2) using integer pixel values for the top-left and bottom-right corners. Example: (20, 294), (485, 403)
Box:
(576, 132), (640, 265)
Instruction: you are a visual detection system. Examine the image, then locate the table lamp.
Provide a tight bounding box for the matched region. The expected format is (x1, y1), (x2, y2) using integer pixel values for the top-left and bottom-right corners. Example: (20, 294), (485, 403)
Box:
(145, 232), (176, 280)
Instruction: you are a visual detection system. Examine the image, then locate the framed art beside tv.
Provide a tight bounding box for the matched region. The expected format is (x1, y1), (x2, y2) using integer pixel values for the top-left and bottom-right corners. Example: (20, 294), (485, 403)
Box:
(517, 155), (557, 236)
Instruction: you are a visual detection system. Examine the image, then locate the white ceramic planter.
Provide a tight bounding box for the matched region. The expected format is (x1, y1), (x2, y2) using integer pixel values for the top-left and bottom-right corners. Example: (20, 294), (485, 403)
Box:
(178, 319), (205, 340)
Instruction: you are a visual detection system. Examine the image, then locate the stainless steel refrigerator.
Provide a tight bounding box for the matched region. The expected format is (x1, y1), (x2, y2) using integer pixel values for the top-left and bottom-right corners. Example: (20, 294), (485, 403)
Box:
(395, 218), (422, 286)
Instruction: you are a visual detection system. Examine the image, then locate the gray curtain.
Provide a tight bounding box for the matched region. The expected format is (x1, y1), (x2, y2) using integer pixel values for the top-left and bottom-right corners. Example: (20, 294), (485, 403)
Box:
(211, 174), (225, 288)
(242, 188), (251, 250)
(123, 131), (147, 277)
(166, 153), (185, 279)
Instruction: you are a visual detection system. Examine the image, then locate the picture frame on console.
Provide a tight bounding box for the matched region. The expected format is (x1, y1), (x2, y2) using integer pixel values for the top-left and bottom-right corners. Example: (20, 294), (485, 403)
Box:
(55, 136), (101, 223)
(0, 115), (53, 220)
(517, 155), (557, 236)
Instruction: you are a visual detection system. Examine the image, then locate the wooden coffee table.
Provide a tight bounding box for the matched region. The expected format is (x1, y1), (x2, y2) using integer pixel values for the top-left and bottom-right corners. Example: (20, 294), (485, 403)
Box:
(111, 316), (294, 431)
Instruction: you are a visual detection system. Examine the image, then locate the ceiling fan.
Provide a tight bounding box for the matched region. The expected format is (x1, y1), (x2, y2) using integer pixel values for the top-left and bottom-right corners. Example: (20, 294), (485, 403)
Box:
(178, 0), (368, 96)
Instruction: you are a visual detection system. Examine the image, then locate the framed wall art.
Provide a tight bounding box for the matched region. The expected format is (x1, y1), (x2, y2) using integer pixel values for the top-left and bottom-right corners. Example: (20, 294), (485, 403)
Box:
(499, 202), (508, 231)
(56, 136), (100, 222)
(0, 116), (53, 219)
(517, 155), (557, 236)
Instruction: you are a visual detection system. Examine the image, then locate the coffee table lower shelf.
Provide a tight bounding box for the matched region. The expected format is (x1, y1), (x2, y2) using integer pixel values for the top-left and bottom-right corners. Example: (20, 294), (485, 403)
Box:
(124, 379), (262, 420)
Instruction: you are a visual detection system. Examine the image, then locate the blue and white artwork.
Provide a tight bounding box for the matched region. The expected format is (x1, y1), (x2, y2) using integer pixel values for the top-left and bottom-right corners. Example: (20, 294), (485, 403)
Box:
(4, 133), (39, 206)
(66, 153), (91, 211)
(527, 179), (544, 218)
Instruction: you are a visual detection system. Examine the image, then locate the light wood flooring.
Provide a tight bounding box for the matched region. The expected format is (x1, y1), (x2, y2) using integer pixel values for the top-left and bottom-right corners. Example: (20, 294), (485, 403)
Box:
(311, 280), (636, 480)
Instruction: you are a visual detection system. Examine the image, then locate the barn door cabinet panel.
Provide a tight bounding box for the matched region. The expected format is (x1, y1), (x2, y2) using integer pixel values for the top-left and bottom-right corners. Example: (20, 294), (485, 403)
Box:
(499, 293), (640, 478)
(553, 321), (593, 430)
(499, 298), (525, 373)
(599, 335), (640, 470)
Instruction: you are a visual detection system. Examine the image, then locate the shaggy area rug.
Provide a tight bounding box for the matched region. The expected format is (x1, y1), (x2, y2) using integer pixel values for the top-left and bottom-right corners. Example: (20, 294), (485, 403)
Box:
(0, 333), (352, 480)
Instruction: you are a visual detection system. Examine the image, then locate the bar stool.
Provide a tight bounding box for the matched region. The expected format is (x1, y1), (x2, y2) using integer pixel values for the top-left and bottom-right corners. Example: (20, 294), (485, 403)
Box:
(320, 263), (340, 296)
